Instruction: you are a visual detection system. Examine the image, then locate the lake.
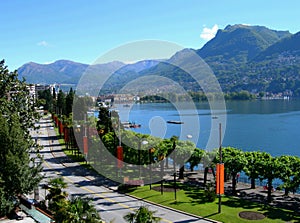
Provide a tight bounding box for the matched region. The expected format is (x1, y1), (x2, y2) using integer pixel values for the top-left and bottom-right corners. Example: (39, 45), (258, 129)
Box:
(113, 99), (300, 157)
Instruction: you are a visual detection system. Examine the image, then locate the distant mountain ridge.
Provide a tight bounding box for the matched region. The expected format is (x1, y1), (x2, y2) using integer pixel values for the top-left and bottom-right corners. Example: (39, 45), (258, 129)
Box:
(18, 24), (300, 96)
(18, 60), (89, 84)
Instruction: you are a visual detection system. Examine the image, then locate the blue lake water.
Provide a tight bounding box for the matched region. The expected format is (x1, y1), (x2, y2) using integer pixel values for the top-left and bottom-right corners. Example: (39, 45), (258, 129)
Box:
(112, 99), (300, 157)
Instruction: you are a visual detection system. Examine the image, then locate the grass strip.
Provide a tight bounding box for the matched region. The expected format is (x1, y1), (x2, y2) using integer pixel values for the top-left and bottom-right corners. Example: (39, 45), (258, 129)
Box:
(127, 184), (299, 222)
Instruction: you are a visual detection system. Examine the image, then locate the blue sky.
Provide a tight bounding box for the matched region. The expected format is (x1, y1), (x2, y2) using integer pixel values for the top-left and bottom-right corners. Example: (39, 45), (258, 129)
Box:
(1, 0), (300, 70)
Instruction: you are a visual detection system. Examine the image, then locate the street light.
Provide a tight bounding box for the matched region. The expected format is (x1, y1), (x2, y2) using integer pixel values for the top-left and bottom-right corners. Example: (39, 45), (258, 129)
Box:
(149, 147), (155, 190)
(173, 139), (177, 200)
(138, 140), (148, 179)
(113, 110), (121, 147)
(113, 110), (123, 177)
(217, 123), (224, 213)
(173, 134), (193, 201)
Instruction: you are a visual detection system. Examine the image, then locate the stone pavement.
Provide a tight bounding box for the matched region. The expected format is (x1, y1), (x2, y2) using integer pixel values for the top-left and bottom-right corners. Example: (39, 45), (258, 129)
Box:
(0, 211), (35, 223)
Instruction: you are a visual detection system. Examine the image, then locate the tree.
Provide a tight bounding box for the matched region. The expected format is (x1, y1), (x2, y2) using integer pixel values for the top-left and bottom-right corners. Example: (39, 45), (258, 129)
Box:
(38, 88), (53, 112)
(124, 205), (161, 223)
(55, 196), (102, 223)
(256, 152), (280, 203)
(220, 147), (247, 195)
(97, 106), (113, 135)
(46, 177), (68, 213)
(65, 88), (74, 116)
(0, 114), (43, 216)
(187, 148), (204, 172)
(46, 177), (103, 223)
(277, 155), (300, 196)
(244, 151), (264, 189)
(173, 139), (195, 180)
(202, 150), (217, 186)
(57, 90), (66, 115)
(73, 96), (88, 121)
(0, 60), (42, 216)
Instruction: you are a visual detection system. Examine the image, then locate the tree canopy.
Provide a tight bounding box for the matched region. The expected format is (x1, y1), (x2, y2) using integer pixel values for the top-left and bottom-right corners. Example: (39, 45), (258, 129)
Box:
(0, 60), (42, 216)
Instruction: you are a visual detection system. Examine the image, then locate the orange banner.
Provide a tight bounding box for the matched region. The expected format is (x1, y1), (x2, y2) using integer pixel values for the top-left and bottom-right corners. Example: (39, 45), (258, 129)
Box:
(83, 136), (88, 155)
(216, 163), (224, 195)
(59, 121), (64, 135)
(64, 127), (69, 142)
(117, 146), (123, 168)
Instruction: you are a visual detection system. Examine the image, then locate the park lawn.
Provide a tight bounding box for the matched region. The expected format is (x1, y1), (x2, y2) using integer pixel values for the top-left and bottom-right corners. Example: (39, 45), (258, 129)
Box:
(127, 184), (300, 223)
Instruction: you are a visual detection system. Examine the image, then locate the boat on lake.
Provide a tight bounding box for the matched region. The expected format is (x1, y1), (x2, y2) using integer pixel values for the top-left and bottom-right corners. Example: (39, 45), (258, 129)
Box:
(167, 120), (184, 124)
(122, 121), (141, 128)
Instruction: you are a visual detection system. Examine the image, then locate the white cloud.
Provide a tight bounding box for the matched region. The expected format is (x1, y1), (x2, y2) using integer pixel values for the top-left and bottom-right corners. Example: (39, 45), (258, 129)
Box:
(37, 40), (49, 47)
(43, 61), (55, 64)
(200, 24), (219, 41)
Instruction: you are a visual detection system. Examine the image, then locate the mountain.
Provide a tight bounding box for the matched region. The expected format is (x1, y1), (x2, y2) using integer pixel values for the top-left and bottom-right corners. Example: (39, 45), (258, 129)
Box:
(18, 59), (162, 95)
(17, 24), (300, 96)
(197, 24), (291, 62)
(18, 59), (160, 85)
(253, 31), (300, 61)
(18, 60), (89, 84)
(136, 25), (293, 93)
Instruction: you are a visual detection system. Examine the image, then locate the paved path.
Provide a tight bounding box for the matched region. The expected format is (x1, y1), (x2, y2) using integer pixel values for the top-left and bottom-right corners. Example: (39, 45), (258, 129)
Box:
(183, 164), (300, 213)
(0, 211), (35, 223)
(30, 116), (217, 223)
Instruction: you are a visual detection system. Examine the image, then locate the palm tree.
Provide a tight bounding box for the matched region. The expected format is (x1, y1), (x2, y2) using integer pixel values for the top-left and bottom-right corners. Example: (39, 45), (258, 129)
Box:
(124, 205), (161, 223)
(68, 196), (101, 223)
(56, 196), (102, 223)
(46, 177), (68, 213)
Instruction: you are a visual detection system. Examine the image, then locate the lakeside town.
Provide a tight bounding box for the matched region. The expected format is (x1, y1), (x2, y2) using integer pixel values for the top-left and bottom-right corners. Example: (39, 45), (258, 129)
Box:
(2, 1), (300, 222)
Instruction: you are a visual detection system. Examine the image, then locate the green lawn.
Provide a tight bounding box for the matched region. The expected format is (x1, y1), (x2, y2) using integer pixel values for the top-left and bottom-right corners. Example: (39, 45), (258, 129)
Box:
(127, 184), (299, 223)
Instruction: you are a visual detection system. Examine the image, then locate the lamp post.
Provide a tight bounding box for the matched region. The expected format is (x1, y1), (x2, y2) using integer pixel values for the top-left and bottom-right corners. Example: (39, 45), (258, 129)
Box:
(173, 139), (177, 200)
(75, 124), (81, 157)
(113, 110), (121, 147)
(160, 155), (164, 195)
(138, 140), (148, 179)
(173, 134), (193, 201)
(149, 148), (155, 190)
(218, 123), (223, 213)
(83, 114), (88, 164)
(114, 110), (124, 177)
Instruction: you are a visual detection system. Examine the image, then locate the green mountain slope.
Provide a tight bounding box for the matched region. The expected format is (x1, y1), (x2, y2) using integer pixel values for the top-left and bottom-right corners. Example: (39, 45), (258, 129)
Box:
(197, 24), (291, 62)
(253, 31), (300, 61)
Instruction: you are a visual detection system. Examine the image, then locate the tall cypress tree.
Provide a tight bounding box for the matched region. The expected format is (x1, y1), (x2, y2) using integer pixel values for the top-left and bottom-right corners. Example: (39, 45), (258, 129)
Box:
(57, 89), (66, 115)
(65, 87), (74, 116)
